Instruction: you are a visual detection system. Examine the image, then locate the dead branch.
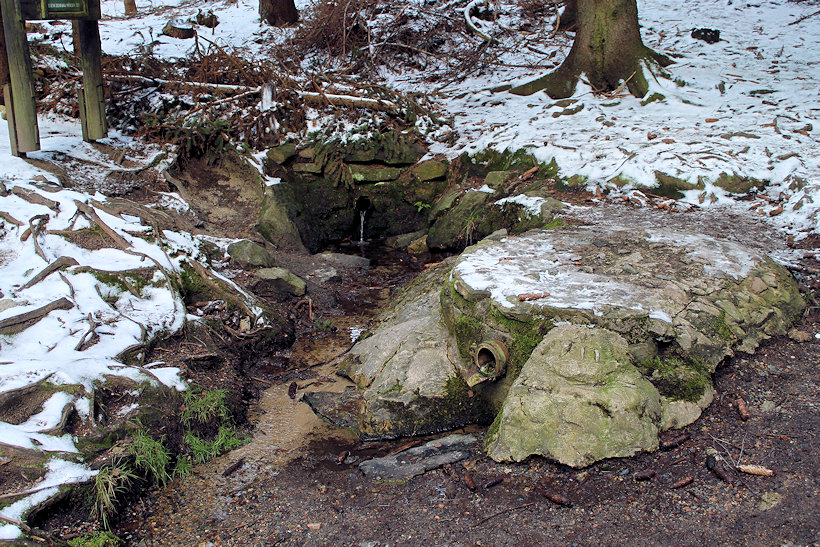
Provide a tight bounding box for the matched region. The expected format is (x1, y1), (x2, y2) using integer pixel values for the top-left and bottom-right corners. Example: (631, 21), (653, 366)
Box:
(0, 298), (74, 334)
(11, 186), (60, 212)
(74, 201), (131, 250)
(788, 8), (820, 25)
(0, 211), (24, 226)
(75, 313), (100, 351)
(21, 257), (80, 290)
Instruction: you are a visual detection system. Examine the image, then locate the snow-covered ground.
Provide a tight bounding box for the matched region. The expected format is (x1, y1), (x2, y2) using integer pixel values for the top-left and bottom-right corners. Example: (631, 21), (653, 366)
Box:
(0, 0), (817, 538)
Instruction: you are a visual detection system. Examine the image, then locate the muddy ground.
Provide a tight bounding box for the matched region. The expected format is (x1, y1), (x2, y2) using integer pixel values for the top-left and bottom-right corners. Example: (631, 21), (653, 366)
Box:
(50, 203), (816, 546)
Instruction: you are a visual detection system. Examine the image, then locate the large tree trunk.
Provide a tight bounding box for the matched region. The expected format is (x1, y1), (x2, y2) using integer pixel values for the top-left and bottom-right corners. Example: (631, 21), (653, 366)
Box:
(558, 0), (577, 31)
(260, 0), (298, 26)
(511, 0), (670, 98)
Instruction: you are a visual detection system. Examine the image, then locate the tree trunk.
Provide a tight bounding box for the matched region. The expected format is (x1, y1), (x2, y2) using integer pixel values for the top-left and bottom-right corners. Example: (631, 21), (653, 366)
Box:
(512, 0), (671, 98)
(558, 0), (577, 31)
(0, 10), (9, 87)
(124, 0), (137, 16)
(259, 0), (298, 26)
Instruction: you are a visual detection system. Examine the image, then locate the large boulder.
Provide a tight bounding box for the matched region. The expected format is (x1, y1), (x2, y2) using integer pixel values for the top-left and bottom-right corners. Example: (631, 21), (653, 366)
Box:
(305, 260), (493, 439)
(307, 222), (804, 466)
(484, 325), (663, 467)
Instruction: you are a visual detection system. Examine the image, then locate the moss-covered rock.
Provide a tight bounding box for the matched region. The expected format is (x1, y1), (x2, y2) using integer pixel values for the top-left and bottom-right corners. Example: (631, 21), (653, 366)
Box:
(226, 240), (276, 269)
(411, 159), (449, 182)
(485, 325), (663, 467)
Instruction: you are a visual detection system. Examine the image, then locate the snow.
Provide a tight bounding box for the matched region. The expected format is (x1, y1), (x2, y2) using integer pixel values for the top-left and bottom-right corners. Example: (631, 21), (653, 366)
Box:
(495, 194), (548, 216)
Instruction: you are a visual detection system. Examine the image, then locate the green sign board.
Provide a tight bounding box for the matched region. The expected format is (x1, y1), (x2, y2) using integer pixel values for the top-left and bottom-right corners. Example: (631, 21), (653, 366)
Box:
(19, 0), (100, 20)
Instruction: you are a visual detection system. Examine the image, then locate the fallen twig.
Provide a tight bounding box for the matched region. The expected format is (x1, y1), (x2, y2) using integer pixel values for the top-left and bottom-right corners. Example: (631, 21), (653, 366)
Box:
(21, 257), (79, 290)
(473, 502), (535, 527)
(788, 8), (820, 25)
(222, 457), (246, 478)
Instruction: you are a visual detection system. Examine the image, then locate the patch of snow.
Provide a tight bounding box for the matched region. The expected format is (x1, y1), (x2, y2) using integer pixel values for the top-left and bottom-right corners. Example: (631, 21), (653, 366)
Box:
(495, 194), (546, 216)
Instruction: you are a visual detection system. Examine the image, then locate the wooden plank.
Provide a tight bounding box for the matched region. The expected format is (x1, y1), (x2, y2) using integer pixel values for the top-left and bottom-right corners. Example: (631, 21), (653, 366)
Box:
(0, 0), (40, 154)
(76, 19), (106, 141)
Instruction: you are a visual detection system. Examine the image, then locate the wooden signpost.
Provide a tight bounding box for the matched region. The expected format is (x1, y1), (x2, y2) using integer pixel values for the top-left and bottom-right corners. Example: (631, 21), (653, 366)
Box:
(1, 0), (105, 156)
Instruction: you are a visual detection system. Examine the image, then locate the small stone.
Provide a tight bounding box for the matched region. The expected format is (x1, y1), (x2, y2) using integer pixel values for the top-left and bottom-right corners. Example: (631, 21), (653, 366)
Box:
(306, 523), (321, 530)
(749, 277), (768, 294)
(292, 162), (322, 174)
(759, 400), (777, 412)
(317, 252), (370, 268)
(787, 328), (812, 343)
(349, 164), (403, 183)
(266, 143), (297, 165)
(309, 266), (340, 285)
(484, 171), (516, 192)
(407, 235), (429, 255)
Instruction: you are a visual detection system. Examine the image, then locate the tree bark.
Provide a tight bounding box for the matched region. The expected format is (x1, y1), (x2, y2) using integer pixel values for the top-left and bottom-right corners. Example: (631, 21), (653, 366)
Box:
(124, 0), (137, 16)
(0, 10), (9, 87)
(512, 0), (671, 98)
(259, 0), (298, 26)
(558, 0), (577, 31)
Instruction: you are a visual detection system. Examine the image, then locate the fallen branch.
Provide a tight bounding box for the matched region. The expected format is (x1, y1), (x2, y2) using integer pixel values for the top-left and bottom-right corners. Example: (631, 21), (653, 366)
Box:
(107, 75), (400, 112)
(11, 186), (60, 212)
(788, 8), (820, 25)
(74, 201), (131, 250)
(0, 211), (24, 226)
(74, 313), (100, 351)
(21, 257), (79, 290)
(0, 298), (74, 334)
(462, 0), (501, 44)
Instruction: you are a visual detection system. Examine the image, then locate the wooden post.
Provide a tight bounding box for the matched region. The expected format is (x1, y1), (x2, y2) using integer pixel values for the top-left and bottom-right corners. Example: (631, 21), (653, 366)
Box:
(1, 0), (40, 154)
(76, 19), (106, 141)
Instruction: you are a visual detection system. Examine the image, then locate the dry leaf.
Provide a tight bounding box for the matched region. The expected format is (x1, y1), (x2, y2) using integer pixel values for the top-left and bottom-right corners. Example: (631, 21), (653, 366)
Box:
(518, 292), (550, 301)
(705, 118), (720, 123)
(661, 138), (675, 144)
(737, 464), (774, 477)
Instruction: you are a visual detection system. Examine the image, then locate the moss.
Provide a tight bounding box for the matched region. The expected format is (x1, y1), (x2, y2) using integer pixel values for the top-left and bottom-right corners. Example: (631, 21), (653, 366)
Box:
(543, 217), (564, 230)
(710, 311), (734, 342)
(178, 263), (210, 304)
(487, 309), (545, 378)
(485, 408), (503, 441)
(453, 315), (485, 359)
(640, 92), (665, 106)
(68, 531), (121, 547)
(378, 380), (403, 395)
(91, 270), (151, 297)
(636, 355), (711, 402)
